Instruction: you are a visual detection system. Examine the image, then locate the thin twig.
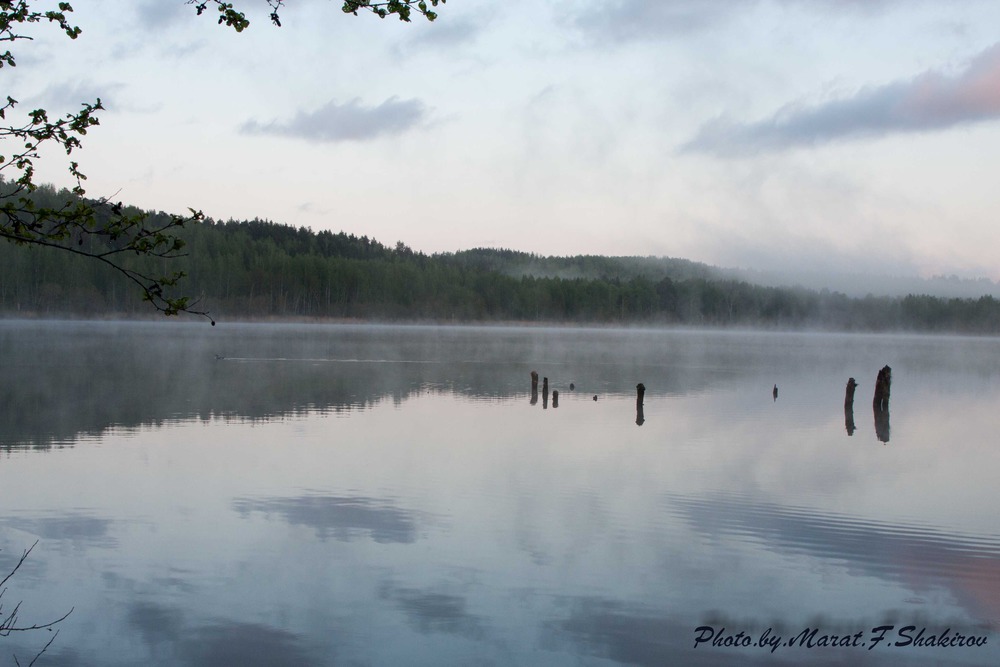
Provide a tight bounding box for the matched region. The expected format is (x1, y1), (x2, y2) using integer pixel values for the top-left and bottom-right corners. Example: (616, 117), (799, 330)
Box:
(0, 541), (36, 590)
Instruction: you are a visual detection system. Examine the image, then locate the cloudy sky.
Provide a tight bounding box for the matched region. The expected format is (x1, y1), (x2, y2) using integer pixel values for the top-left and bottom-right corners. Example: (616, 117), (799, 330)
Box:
(13, 0), (1000, 280)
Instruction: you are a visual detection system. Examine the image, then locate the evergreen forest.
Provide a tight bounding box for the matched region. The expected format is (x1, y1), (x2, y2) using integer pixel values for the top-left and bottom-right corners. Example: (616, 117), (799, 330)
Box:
(3, 184), (1000, 333)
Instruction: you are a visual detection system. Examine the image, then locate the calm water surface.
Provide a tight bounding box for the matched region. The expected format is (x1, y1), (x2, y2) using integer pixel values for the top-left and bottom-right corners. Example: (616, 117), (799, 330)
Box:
(1, 320), (999, 665)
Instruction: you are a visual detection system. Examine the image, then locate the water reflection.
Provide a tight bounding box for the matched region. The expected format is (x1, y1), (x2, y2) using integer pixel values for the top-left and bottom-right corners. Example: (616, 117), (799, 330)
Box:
(232, 495), (424, 543)
(543, 598), (698, 667)
(669, 493), (1000, 621)
(874, 405), (891, 443)
(126, 601), (185, 651)
(379, 582), (486, 639)
(10, 321), (955, 450)
(182, 621), (316, 667)
(4, 322), (1000, 665)
(3, 514), (114, 547)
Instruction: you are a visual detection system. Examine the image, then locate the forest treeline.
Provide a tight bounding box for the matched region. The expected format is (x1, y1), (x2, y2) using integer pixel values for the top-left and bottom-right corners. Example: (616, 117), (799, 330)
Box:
(3, 184), (1000, 333)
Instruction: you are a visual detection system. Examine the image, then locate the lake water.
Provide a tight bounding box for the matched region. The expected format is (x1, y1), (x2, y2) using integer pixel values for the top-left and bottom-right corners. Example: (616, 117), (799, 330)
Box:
(1, 320), (999, 666)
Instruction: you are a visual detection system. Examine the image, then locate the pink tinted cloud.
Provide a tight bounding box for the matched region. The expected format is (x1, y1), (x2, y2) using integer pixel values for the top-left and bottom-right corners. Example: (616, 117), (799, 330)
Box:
(906, 43), (1000, 122)
(685, 42), (1000, 155)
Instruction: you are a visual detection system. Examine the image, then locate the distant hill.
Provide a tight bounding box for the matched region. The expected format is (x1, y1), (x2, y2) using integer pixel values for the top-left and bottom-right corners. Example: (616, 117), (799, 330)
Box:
(445, 249), (721, 283)
(446, 249), (1000, 301)
(721, 267), (1000, 300)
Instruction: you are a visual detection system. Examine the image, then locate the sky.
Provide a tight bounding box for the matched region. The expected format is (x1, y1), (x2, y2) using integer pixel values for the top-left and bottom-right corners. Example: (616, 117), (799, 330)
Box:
(12, 0), (1000, 282)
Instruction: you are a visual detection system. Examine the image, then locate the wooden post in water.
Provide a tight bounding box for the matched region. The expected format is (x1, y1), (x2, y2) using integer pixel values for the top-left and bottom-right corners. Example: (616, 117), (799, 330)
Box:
(636, 383), (645, 426)
(873, 365), (891, 410)
(845, 378), (858, 408)
(872, 367), (891, 443)
(844, 377), (857, 436)
(542, 377), (549, 409)
(552, 390), (559, 408)
(530, 371), (539, 406)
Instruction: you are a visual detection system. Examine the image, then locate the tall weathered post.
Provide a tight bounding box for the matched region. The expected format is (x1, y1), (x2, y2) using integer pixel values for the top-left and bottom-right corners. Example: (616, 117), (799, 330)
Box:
(530, 371), (539, 406)
(542, 377), (549, 409)
(636, 383), (646, 426)
(873, 366), (891, 410)
(872, 366), (891, 443)
(552, 390), (559, 408)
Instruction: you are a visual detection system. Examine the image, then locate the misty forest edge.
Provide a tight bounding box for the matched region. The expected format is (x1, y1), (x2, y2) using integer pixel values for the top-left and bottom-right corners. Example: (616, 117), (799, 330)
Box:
(3, 182), (1000, 333)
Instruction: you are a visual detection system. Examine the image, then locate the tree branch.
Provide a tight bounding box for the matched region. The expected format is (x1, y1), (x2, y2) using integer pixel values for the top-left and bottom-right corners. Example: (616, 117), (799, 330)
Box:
(188, 0), (444, 31)
(0, 541), (74, 637)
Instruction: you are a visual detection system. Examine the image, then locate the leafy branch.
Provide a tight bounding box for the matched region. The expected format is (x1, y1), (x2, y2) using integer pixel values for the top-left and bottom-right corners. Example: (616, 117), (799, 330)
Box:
(0, 0), (81, 67)
(189, 0), (444, 31)
(340, 0), (444, 22)
(0, 181), (214, 320)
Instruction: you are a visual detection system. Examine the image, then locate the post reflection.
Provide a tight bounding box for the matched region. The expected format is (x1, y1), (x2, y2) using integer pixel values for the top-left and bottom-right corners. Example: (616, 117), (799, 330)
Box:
(874, 405), (890, 443)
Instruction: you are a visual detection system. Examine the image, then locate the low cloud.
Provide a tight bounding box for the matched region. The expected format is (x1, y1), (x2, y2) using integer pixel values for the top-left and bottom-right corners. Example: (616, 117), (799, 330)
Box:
(575, 0), (915, 45)
(404, 16), (484, 51)
(133, 0), (189, 28)
(34, 80), (124, 112)
(684, 42), (1000, 155)
(241, 97), (427, 142)
(574, 0), (735, 43)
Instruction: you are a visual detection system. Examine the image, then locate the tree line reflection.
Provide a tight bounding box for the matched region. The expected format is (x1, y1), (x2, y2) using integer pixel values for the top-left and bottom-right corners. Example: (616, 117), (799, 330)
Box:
(2, 322), (901, 450)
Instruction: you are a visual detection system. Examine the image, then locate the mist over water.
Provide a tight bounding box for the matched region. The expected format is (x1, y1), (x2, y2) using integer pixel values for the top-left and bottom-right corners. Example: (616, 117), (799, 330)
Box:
(1, 320), (999, 665)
